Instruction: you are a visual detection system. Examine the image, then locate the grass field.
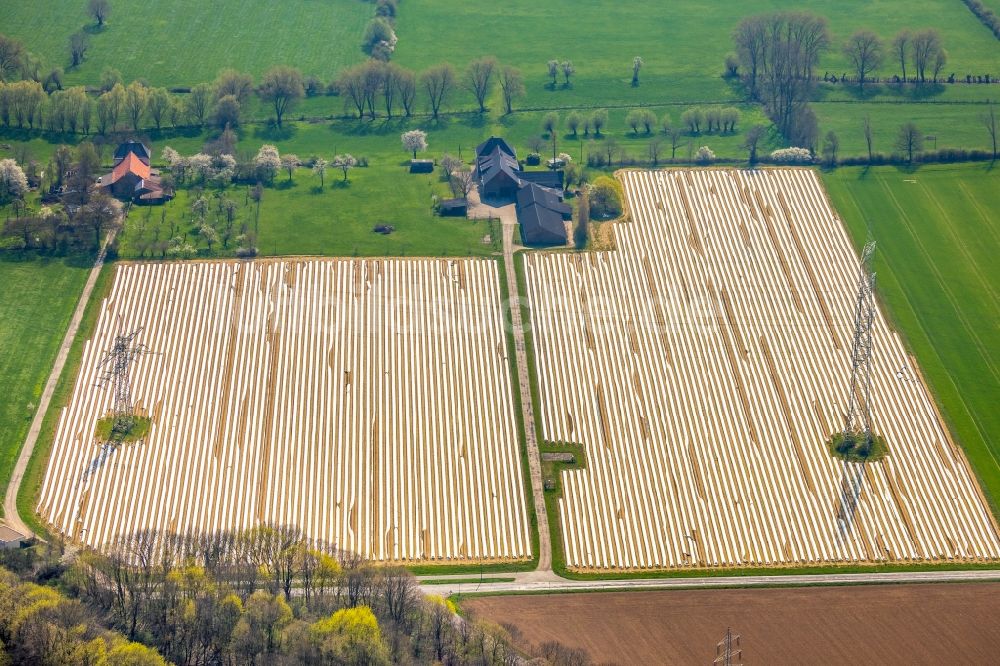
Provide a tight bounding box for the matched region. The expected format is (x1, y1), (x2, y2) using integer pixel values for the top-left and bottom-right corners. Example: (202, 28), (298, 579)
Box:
(823, 164), (1000, 516)
(394, 0), (1000, 109)
(815, 101), (999, 155)
(0, 0), (369, 88)
(0, 257), (90, 512)
(117, 166), (499, 259)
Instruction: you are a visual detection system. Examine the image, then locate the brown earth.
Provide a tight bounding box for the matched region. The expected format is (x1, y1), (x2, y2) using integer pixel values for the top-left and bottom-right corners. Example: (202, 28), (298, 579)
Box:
(462, 583), (1000, 665)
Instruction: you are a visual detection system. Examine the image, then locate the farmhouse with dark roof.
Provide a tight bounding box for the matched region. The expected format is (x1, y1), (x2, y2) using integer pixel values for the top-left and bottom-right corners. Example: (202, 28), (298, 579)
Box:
(474, 136), (570, 246)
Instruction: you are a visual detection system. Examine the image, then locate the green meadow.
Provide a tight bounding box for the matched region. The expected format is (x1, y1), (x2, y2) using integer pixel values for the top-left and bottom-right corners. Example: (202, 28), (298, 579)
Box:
(823, 163), (1000, 513)
(0, 257), (89, 508)
(0, 0), (369, 87)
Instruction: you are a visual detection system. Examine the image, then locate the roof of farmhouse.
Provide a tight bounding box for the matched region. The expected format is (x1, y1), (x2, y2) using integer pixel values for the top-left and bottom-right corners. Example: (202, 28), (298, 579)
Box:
(516, 182), (570, 245)
(475, 136), (516, 159)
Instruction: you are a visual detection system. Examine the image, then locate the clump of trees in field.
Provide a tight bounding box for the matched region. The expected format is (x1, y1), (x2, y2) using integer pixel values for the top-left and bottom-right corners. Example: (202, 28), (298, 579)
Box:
(731, 11), (829, 148)
(0, 141), (124, 254)
(729, 12), (967, 152)
(0, 527), (590, 665)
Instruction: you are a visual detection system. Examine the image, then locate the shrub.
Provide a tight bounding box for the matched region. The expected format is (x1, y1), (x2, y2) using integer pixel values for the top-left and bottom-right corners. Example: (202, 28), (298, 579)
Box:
(769, 147), (814, 164)
(590, 176), (623, 219)
(695, 145), (715, 164)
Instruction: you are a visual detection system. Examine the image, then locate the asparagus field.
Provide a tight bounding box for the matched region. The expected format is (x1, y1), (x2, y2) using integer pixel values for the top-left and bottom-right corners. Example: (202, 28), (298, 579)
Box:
(38, 258), (531, 563)
(524, 168), (1000, 570)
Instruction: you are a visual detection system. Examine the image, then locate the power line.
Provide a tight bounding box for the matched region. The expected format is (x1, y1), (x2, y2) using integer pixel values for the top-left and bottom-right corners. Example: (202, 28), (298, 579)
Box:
(94, 327), (156, 439)
(714, 627), (742, 666)
(843, 240), (877, 452)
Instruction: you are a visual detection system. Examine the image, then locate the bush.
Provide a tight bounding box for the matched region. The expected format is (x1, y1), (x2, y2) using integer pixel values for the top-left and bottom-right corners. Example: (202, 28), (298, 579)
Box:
(304, 75), (324, 97)
(363, 17), (397, 58)
(695, 145), (715, 164)
(590, 176), (623, 219)
(375, 0), (398, 18)
(827, 431), (888, 462)
(769, 147), (814, 164)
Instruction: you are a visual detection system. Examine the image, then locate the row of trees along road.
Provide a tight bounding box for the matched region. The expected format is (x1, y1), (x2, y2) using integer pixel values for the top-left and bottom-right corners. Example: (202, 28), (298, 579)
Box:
(0, 526), (597, 665)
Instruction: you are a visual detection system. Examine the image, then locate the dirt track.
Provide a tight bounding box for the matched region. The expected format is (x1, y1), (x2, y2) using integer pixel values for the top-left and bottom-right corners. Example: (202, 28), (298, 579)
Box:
(464, 583), (1000, 665)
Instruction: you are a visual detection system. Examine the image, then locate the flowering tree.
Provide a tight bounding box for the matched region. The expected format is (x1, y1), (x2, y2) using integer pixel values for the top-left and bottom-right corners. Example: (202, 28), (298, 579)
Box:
(253, 144), (281, 183)
(312, 158), (329, 189)
(333, 154), (358, 182)
(0, 159), (28, 203)
(401, 130), (427, 159)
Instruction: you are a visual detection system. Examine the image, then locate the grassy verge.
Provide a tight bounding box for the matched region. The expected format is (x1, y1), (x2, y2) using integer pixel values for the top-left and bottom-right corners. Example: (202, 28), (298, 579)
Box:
(16, 261), (115, 538)
(420, 577), (516, 585)
(0, 255), (92, 515)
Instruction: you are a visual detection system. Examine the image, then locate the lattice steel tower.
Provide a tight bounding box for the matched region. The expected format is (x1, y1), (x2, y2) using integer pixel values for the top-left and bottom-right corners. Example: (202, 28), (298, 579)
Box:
(714, 627), (742, 666)
(843, 241), (877, 450)
(95, 328), (153, 435)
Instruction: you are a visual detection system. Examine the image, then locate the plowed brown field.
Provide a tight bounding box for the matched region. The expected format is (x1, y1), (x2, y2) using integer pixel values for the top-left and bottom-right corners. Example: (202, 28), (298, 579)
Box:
(464, 583), (1000, 664)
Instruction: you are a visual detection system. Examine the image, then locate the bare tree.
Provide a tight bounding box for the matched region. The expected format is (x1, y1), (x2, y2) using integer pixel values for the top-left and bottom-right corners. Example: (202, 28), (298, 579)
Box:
(932, 48), (947, 83)
(396, 68), (417, 117)
(603, 137), (619, 166)
(380, 61), (402, 117)
(214, 69), (254, 105)
(498, 65), (524, 114)
(465, 56), (497, 113)
(821, 130), (839, 165)
(185, 82), (212, 126)
(733, 16), (767, 98)
(731, 12), (829, 140)
(742, 124), (767, 164)
(440, 153), (461, 179)
(911, 29), (941, 83)
(647, 137), (662, 166)
(542, 112), (559, 159)
(88, 0), (111, 27)
(668, 126), (684, 159)
(451, 168), (474, 197)
(0, 34), (25, 81)
(843, 30), (883, 90)
(895, 122), (923, 163)
(259, 66), (304, 127)
(982, 102), (997, 160)
(863, 114), (874, 163)
(892, 30), (911, 82)
(69, 32), (88, 68)
(420, 63), (455, 120)
(547, 59), (559, 87)
(338, 64), (367, 119)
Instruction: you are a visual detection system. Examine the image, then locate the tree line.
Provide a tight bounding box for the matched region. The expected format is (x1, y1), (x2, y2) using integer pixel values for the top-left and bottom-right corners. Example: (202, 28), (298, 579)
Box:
(0, 527), (593, 665)
(728, 13), (968, 149)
